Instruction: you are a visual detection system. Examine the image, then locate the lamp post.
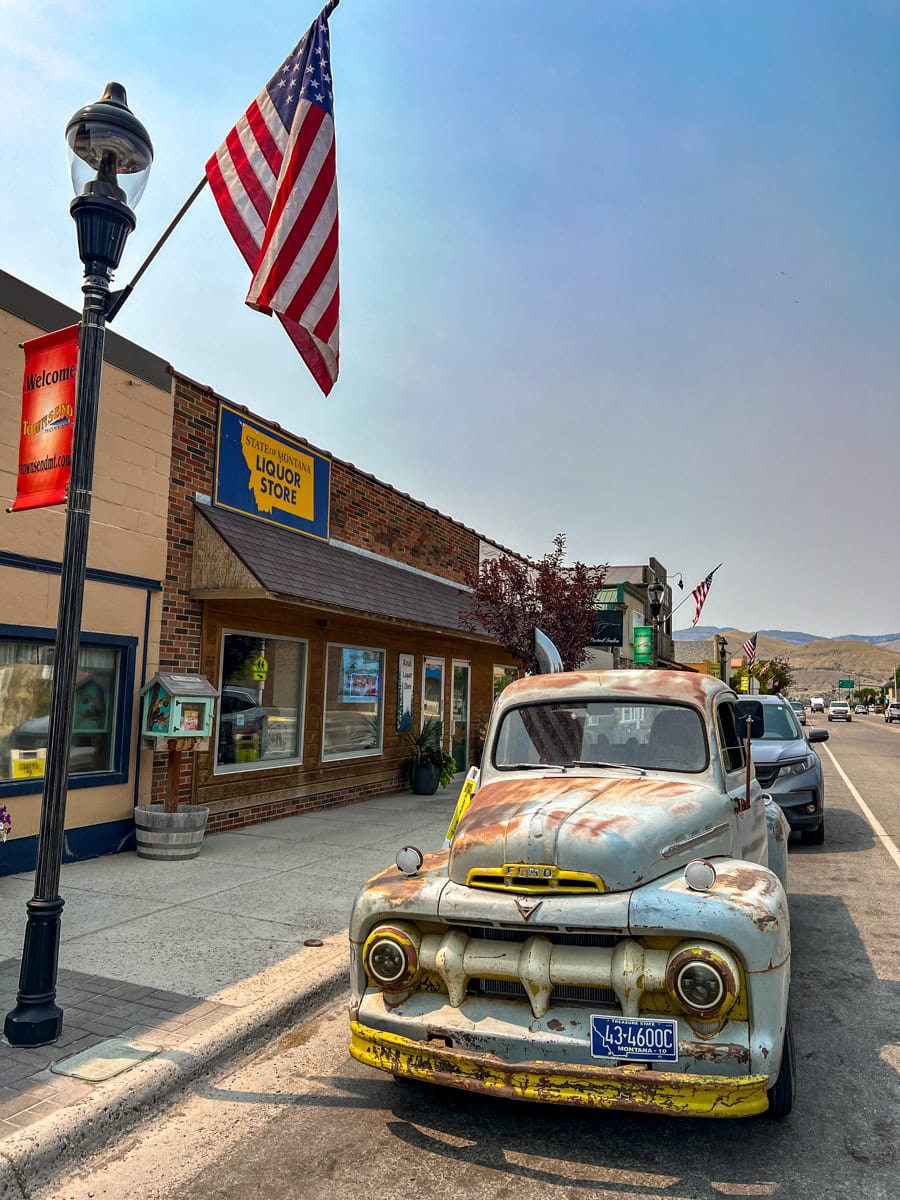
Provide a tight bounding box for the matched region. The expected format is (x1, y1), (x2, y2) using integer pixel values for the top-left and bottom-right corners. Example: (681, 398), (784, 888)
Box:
(646, 573), (669, 666)
(4, 85), (152, 1047)
(718, 637), (729, 686)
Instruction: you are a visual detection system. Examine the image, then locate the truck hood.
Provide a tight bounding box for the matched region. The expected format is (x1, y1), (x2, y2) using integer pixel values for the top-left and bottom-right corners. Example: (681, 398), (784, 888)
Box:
(449, 774), (736, 894)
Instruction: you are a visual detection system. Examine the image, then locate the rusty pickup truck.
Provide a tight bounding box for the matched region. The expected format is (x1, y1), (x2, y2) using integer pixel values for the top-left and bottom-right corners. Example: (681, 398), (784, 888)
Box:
(349, 666), (794, 1118)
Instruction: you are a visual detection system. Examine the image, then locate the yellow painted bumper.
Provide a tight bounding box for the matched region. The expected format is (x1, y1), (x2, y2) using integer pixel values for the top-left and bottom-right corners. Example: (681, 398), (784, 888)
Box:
(350, 1021), (770, 1118)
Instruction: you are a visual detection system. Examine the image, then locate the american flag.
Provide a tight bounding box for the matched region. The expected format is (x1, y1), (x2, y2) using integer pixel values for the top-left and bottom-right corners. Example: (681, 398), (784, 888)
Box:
(690, 571), (715, 627)
(206, 1), (340, 395)
(742, 632), (758, 667)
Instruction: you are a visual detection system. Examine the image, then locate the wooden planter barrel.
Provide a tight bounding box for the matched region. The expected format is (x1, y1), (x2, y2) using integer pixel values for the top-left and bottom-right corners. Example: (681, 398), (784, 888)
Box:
(134, 803), (210, 861)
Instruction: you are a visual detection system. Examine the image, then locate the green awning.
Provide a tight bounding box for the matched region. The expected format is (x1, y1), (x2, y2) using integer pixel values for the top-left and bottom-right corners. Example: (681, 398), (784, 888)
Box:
(595, 585), (624, 608)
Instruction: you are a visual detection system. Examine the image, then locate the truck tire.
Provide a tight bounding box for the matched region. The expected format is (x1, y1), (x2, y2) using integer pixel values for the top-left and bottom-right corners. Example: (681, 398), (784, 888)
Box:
(767, 1013), (796, 1119)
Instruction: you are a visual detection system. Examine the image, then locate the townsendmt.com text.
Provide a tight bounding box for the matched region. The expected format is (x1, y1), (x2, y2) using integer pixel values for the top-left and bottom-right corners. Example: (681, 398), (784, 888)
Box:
(19, 453), (71, 475)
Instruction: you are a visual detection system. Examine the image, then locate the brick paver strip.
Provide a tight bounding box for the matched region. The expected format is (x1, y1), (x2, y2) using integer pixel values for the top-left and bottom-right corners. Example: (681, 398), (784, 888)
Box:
(0, 960), (236, 1139)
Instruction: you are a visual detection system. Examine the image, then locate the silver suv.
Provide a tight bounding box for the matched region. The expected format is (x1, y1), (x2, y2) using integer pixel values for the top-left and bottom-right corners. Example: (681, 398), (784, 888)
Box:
(885, 702), (900, 724)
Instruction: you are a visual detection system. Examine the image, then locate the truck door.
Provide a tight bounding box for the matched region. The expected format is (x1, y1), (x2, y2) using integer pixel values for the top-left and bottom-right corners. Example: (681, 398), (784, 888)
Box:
(716, 699), (767, 865)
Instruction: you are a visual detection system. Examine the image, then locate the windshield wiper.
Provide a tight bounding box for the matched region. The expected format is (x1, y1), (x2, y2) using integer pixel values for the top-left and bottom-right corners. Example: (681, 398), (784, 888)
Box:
(571, 760), (646, 776)
(505, 762), (568, 772)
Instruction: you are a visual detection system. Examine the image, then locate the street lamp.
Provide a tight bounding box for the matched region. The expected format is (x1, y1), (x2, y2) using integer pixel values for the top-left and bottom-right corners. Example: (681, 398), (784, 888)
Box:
(647, 575), (666, 623)
(718, 637), (729, 685)
(4, 85), (152, 1047)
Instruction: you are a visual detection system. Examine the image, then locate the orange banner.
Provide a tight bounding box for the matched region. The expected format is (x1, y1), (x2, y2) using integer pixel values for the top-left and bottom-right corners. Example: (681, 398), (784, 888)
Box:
(12, 325), (79, 512)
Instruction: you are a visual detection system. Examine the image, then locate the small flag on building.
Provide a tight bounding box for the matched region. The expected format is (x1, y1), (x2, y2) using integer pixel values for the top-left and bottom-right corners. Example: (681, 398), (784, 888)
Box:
(206, 1), (341, 395)
(742, 632), (758, 667)
(690, 565), (720, 627)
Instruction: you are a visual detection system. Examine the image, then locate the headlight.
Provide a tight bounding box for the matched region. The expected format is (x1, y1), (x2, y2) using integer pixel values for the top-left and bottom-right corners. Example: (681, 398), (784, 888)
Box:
(782, 754), (815, 776)
(675, 961), (724, 1010)
(363, 923), (421, 990)
(368, 939), (407, 984)
(666, 943), (739, 1021)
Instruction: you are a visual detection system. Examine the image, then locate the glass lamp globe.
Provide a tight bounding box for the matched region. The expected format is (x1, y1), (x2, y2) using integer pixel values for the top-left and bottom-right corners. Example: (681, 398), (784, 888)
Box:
(66, 83), (153, 209)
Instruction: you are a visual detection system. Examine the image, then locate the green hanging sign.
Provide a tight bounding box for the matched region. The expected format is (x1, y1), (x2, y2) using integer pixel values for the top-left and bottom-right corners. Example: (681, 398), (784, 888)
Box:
(634, 626), (653, 665)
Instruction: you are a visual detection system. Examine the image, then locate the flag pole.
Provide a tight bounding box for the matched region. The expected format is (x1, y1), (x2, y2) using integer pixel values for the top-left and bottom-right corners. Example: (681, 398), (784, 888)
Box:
(105, 176), (209, 321)
(670, 562), (723, 618)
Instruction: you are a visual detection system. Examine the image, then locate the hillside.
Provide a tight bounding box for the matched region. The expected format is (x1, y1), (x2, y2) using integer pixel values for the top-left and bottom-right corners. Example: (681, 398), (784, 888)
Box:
(717, 630), (900, 696)
(673, 626), (821, 644)
(674, 627), (900, 648)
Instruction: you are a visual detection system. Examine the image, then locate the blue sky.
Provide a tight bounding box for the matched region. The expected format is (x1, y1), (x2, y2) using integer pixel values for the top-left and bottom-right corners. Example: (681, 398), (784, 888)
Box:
(3, 0), (898, 637)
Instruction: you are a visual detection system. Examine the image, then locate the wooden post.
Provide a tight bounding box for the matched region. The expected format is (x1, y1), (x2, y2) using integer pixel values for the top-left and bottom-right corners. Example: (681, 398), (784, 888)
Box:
(165, 741), (186, 814)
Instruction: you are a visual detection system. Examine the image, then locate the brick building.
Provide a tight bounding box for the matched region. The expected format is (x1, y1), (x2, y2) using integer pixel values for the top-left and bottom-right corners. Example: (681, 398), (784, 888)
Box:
(0, 270), (672, 868)
(154, 372), (518, 833)
(0, 271), (527, 870)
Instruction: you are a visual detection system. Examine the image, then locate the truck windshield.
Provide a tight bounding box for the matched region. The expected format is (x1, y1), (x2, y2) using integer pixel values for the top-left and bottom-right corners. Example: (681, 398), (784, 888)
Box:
(493, 701), (708, 773)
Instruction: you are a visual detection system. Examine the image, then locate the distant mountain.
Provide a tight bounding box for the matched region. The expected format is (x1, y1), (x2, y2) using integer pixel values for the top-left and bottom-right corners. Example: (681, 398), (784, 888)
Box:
(673, 626), (728, 641)
(687, 629), (900, 696)
(835, 633), (900, 645)
(674, 626), (900, 647)
(674, 626), (822, 645)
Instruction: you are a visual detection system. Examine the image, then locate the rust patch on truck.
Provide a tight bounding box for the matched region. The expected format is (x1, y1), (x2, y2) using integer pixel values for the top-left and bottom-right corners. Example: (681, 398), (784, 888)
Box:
(365, 851), (448, 902)
(680, 1041), (750, 1064)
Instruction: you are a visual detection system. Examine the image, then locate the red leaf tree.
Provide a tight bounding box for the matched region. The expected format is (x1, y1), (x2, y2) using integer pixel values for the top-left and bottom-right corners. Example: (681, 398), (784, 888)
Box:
(463, 534), (607, 674)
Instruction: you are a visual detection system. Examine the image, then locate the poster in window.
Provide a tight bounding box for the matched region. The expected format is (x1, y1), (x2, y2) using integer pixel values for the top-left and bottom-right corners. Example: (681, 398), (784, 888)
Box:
(423, 659), (443, 721)
(340, 648), (382, 704)
(397, 653), (414, 731)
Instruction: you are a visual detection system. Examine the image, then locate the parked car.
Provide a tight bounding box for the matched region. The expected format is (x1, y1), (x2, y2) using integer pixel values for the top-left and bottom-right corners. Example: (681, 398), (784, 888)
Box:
(789, 700), (807, 726)
(351, 668), (795, 1119)
(868, 705), (877, 714)
(885, 702), (900, 724)
(217, 684), (269, 764)
(828, 701), (851, 722)
(8, 714), (102, 775)
(735, 695), (828, 845)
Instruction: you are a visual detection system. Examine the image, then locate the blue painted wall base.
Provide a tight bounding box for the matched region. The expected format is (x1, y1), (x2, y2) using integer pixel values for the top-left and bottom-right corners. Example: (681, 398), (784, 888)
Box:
(0, 819), (136, 877)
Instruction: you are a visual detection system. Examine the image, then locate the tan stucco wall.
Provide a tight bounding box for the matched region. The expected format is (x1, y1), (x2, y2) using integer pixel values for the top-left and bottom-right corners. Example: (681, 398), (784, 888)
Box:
(0, 302), (172, 839)
(0, 306), (173, 576)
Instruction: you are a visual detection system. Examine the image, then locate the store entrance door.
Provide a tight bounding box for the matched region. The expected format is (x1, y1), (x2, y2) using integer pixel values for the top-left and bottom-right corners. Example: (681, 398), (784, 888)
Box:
(451, 661), (471, 773)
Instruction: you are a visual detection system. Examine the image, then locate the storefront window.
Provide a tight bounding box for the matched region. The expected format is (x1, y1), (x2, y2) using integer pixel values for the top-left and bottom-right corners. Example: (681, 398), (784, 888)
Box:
(323, 644), (385, 760)
(0, 639), (120, 783)
(216, 632), (306, 772)
(493, 665), (519, 699)
(422, 657), (444, 724)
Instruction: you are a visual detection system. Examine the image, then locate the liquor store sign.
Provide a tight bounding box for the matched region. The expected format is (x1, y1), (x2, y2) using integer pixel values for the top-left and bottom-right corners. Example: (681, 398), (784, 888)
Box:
(214, 402), (331, 541)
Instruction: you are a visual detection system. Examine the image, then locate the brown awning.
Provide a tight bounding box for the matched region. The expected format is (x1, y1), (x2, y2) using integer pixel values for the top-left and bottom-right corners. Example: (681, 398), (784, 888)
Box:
(192, 504), (488, 638)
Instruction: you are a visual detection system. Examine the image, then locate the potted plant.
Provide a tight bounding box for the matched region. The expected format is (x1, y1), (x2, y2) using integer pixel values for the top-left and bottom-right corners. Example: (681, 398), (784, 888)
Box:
(406, 720), (456, 795)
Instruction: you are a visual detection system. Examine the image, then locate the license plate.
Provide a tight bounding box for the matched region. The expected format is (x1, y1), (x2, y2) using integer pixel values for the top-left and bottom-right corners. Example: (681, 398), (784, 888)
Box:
(590, 1015), (678, 1062)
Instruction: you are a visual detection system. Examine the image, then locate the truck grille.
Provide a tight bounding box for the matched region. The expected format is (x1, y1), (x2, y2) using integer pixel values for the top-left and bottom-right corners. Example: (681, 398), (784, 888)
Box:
(466, 865), (605, 894)
(457, 925), (619, 948)
(461, 926), (621, 1007)
(472, 978), (618, 1008)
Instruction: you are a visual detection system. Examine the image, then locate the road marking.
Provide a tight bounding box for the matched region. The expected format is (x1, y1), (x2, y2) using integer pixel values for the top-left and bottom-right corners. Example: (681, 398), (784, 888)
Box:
(822, 743), (900, 874)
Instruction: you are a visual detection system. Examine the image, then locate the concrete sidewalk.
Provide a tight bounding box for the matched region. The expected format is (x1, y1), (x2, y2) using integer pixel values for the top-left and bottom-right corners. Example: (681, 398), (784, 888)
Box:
(0, 781), (458, 1194)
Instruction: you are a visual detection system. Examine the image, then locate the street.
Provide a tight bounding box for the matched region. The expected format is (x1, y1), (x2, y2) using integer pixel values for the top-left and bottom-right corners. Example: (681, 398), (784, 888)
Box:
(44, 716), (900, 1200)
